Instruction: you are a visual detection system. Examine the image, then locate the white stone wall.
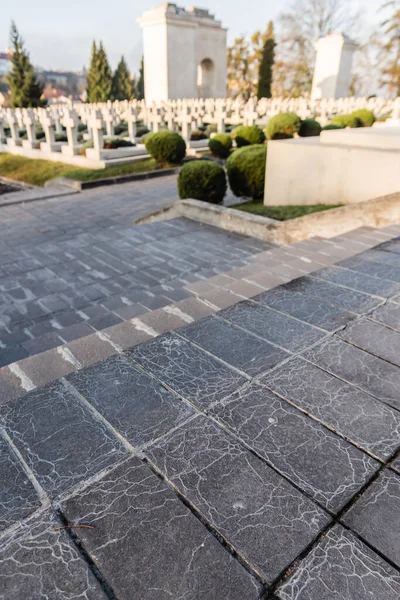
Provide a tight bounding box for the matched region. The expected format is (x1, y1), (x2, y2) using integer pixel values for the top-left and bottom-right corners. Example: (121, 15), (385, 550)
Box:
(311, 33), (357, 100)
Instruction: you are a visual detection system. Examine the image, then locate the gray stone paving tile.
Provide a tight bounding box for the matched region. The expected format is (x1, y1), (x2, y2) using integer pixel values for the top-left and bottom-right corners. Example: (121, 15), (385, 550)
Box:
(344, 470), (400, 568)
(1, 380), (127, 497)
(277, 524), (400, 600)
(312, 265), (400, 297)
(255, 287), (356, 331)
(199, 288), (243, 309)
(211, 383), (378, 512)
(58, 322), (95, 343)
(220, 301), (326, 353)
(179, 316), (289, 377)
(0, 511), (108, 599)
(174, 296), (217, 319)
(0, 346), (29, 368)
(0, 436), (41, 532)
(338, 255), (400, 283)
(370, 301), (400, 331)
(283, 275), (382, 314)
(302, 336), (400, 411)
(262, 357), (400, 460)
(128, 332), (247, 409)
(362, 247), (400, 268)
(62, 456), (262, 600)
(16, 347), (76, 388)
(67, 355), (194, 447)
(379, 238), (400, 255)
(21, 331), (64, 355)
(339, 318), (400, 366)
(147, 416), (330, 582)
(66, 332), (117, 368)
(138, 307), (188, 334)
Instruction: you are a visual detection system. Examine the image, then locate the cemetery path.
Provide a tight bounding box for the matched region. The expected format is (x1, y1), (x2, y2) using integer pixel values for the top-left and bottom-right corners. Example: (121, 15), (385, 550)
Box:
(0, 176), (267, 368)
(0, 214), (400, 598)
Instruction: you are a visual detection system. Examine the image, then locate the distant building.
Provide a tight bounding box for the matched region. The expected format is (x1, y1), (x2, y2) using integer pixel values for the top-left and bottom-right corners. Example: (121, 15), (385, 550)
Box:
(0, 51), (11, 76)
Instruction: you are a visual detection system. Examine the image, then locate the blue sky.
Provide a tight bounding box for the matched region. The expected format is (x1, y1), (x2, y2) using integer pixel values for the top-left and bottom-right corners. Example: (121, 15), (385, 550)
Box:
(1, 0), (384, 74)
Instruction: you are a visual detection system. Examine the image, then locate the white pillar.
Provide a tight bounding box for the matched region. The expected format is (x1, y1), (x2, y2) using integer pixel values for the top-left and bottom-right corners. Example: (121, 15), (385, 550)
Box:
(311, 33), (358, 100)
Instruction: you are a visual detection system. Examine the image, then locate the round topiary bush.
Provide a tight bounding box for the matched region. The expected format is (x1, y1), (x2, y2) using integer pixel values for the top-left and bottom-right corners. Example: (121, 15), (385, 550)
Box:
(209, 133), (233, 159)
(350, 109), (375, 128)
(205, 123), (218, 138)
(178, 160), (227, 204)
(145, 130), (186, 165)
(265, 112), (301, 140)
(232, 125), (266, 147)
(299, 118), (322, 137)
(226, 145), (266, 200)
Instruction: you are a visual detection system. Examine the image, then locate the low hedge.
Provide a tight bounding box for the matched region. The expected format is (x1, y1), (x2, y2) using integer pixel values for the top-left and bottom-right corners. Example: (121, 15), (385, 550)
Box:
(226, 144), (266, 200)
(299, 118), (322, 137)
(322, 123), (344, 130)
(145, 130), (186, 165)
(232, 125), (266, 147)
(209, 133), (232, 159)
(329, 114), (362, 128)
(190, 130), (208, 141)
(265, 112), (301, 140)
(103, 138), (135, 149)
(178, 160), (227, 204)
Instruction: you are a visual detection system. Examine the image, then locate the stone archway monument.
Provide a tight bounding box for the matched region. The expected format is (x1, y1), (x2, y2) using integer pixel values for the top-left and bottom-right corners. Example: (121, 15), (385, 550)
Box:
(138, 3), (227, 103)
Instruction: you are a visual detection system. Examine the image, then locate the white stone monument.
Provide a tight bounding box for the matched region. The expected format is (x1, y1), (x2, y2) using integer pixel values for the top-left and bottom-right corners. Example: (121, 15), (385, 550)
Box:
(311, 33), (358, 100)
(138, 3), (227, 103)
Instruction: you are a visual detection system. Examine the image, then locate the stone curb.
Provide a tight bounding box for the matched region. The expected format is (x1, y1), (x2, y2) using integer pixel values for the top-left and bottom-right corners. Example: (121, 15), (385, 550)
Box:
(45, 167), (180, 191)
(135, 192), (400, 245)
(0, 185), (78, 208)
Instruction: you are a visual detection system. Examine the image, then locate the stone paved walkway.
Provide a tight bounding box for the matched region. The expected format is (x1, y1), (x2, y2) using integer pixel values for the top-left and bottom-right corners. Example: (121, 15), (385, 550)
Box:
(1, 229), (400, 599)
(0, 177), (271, 367)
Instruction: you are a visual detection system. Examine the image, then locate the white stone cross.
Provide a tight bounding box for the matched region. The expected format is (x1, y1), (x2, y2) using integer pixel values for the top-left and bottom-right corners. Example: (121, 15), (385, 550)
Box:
(6, 111), (21, 147)
(40, 113), (59, 152)
(61, 109), (80, 156)
(89, 110), (105, 152)
(22, 109), (37, 150)
(103, 109), (115, 138)
(125, 107), (138, 142)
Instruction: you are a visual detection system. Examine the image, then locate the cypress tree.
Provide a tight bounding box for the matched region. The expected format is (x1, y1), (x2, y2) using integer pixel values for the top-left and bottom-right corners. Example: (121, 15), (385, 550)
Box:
(136, 56), (145, 100)
(112, 56), (133, 100)
(6, 21), (45, 108)
(257, 21), (276, 99)
(86, 41), (113, 102)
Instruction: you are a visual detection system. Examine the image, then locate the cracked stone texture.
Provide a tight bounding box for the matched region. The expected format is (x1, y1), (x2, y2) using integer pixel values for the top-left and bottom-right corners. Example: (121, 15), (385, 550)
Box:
(255, 286), (356, 331)
(302, 336), (400, 411)
(0, 436), (41, 532)
(211, 383), (378, 513)
(0, 510), (108, 599)
(312, 265), (400, 297)
(371, 301), (400, 331)
(339, 318), (400, 366)
(219, 301), (326, 353)
(391, 454), (400, 474)
(344, 470), (400, 568)
(147, 416), (330, 583)
(128, 332), (247, 409)
(67, 354), (194, 448)
(277, 524), (400, 600)
(1, 380), (127, 497)
(262, 357), (400, 460)
(178, 316), (289, 377)
(277, 275), (382, 314)
(61, 456), (262, 600)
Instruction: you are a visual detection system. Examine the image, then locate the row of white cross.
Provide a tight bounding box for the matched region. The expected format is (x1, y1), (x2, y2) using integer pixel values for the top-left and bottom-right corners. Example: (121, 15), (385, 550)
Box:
(0, 96), (399, 158)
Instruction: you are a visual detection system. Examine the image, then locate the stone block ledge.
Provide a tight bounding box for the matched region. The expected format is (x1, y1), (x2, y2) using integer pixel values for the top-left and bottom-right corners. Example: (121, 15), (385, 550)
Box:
(45, 167), (180, 191)
(135, 193), (400, 244)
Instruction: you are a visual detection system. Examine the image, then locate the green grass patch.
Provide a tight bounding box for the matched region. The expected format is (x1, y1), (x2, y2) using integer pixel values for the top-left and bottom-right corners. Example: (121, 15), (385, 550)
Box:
(233, 201), (343, 221)
(0, 154), (162, 187)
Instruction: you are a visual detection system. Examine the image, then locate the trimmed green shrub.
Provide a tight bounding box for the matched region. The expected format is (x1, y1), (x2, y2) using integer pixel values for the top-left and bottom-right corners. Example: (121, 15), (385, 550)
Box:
(322, 123), (344, 130)
(329, 114), (362, 128)
(205, 123), (218, 138)
(265, 112), (301, 140)
(55, 133), (68, 142)
(178, 160), (227, 204)
(190, 130), (208, 141)
(232, 125), (266, 147)
(114, 123), (128, 135)
(78, 122), (88, 132)
(145, 130), (186, 165)
(350, 109), (375, 127)
(136, 126), (150, 138)
(226, 145), (266, 200)
(209, 133), (233, 159)
(299, 118), (322, 137)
